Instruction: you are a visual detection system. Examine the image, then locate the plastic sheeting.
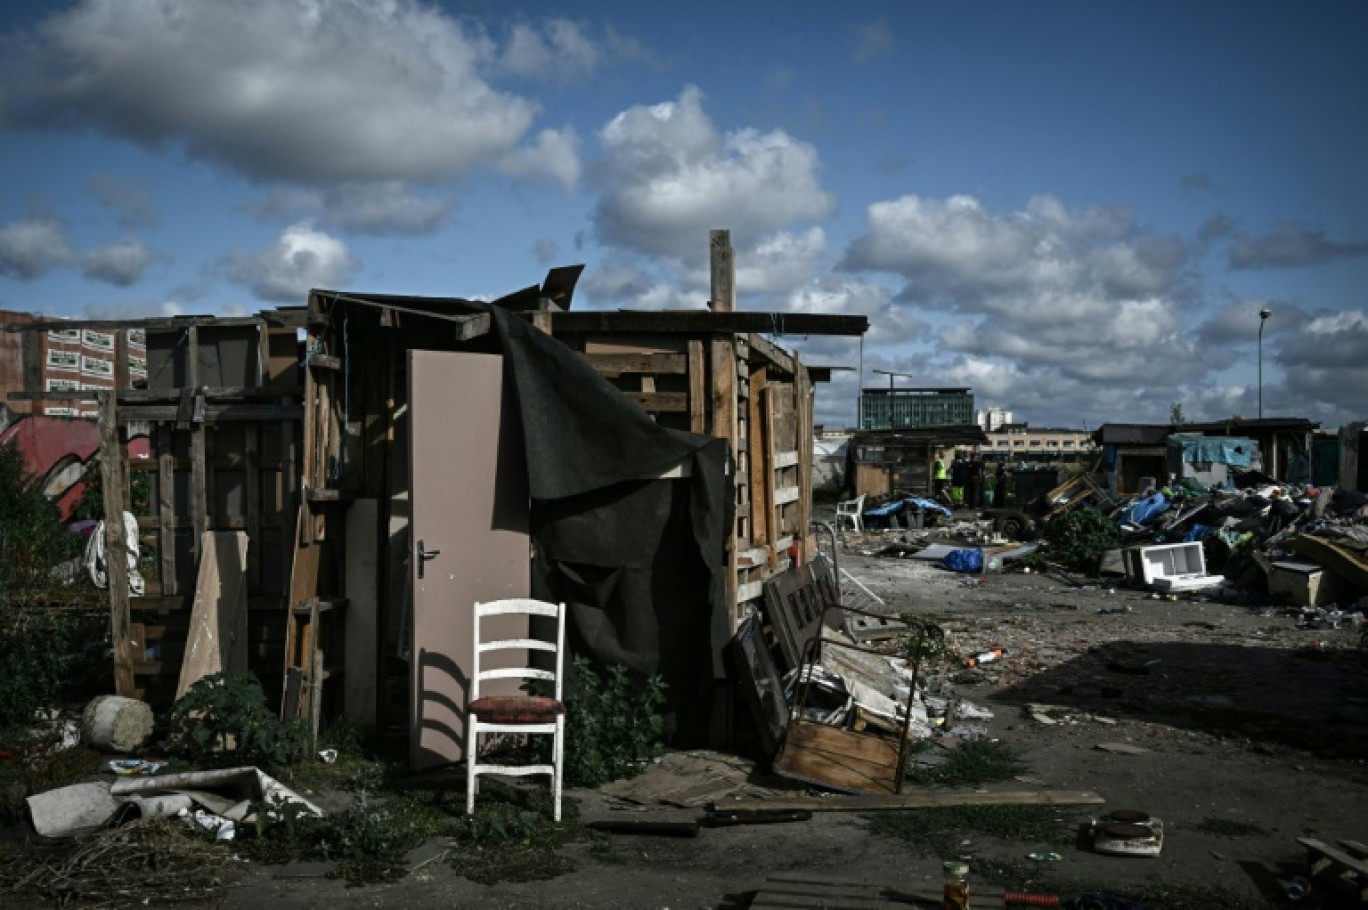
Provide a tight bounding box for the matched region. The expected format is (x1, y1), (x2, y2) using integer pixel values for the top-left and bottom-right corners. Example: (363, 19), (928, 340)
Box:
(1171, 435), (1254, 467)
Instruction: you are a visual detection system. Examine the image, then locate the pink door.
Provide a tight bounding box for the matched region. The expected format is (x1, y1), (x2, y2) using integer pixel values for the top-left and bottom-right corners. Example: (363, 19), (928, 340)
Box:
(408, 350), (530, 769)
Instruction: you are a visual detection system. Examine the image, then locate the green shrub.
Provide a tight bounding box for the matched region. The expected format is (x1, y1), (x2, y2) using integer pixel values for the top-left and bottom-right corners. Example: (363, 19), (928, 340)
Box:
(1042, 507), (1119, 574)
(557, 657), (667, 788)
(0, 440), (86, 727)
(0, 612), (74, 728)
(0, 441), (78, 603)
(168, 671), (303, 769)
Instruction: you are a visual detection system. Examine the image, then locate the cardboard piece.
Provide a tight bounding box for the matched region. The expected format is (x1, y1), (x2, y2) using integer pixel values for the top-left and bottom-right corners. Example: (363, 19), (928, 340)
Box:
(176, 531), (250, 699)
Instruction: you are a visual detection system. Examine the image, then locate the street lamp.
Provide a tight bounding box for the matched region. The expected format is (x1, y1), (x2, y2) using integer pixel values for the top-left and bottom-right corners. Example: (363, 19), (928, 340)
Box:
(1258, 307), (1271, 418)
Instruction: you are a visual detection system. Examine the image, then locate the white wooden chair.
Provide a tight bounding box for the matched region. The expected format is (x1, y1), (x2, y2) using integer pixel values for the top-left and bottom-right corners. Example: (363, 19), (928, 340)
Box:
(835, 493), (867, 533)
(465, 598), (567, 822)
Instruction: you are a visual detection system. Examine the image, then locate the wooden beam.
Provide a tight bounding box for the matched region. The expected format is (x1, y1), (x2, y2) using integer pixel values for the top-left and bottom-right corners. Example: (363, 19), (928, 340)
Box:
(748, 366), (769, 548)
(542, 311), (869, 337)
(709, 229), (735, 313)
(582, 352), (688, 377)
(99, 391), (136, 697)
(157, 424), (177, 596)
(453, 312), (492, 341)
(9, 386), (301, 403)
(717, 790), (1107, 813)
(710, 337), (739, 626)
(245, 423), (261, 588)
(621, 391), (688, 412)
(747, 332), (796, 374)
(687, 340), (706, 434)
(6, 315), (263, 333)
(796, 366), (814, 545)
(114, 403), (305, 422)
(762, 385), (778, 567)
(114, 329), (130, 392)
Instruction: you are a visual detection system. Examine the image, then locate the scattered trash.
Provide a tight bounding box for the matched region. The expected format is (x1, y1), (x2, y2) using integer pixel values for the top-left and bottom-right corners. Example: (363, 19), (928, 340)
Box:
(1091, 809), (1164, 857)
(1027, 852), (1063, 862)
(106, 759), (164, 775)
(1284, 876), (1311, 901)
(319, 748), (339, 764)
(181, 807), (235, 841)
(965, 648), (1005, 668)
(943, 861), (970, 910)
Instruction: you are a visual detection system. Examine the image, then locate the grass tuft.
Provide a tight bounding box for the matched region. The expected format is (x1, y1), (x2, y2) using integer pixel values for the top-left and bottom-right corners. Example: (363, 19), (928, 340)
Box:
(1193, 816), (1270, 838)
(903, 739), (1026, 788)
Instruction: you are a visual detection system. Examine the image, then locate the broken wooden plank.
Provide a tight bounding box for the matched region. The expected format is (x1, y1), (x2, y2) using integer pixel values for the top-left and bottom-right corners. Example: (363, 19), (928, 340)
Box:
(1299, 837), (1368, 879)
(716, 789), (1108, 813)
(729, 614), (787, 758)
(772, 722), (902, 796)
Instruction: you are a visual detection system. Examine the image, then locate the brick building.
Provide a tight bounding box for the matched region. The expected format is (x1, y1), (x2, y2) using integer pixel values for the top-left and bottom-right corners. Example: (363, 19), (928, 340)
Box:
(0, 309), (146, 421)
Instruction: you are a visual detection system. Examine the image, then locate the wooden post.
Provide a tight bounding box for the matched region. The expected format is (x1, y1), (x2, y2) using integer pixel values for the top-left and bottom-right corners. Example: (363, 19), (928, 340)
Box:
(709, 230), (735, 313)
(687, 340), (707, 434)
(21, 331), (42, 414)
(796, 365), (814, 555)
(245, 423), (261, 587)
(99, 391), (136, 697)
(710, 336), (739, 627)
(762, 385), (778, 568)
(748, 365), (769, 549)
(115, 329), (130, 391)
(157, 424), (177, 595)
(187, 326), (207, 561)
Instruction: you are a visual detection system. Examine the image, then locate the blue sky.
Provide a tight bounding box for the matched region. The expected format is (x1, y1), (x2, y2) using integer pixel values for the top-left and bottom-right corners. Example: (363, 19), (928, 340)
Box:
(1, 0), (1365, 430)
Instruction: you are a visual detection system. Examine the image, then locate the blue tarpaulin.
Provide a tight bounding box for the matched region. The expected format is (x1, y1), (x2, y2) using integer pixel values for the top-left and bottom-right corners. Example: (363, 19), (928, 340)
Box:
(862, 497), (953, 529)
(1118, 492), (1168, 526)
(943, 548), (984, 572)
(1171, 435), (1254, 468)
(904, 497), (953, 519)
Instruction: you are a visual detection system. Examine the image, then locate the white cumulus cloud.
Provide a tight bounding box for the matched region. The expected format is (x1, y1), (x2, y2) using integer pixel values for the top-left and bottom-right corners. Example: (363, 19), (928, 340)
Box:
(226, 221), (359, 303)
(592, 86), (836, 257)
(6, 0), (579, 188)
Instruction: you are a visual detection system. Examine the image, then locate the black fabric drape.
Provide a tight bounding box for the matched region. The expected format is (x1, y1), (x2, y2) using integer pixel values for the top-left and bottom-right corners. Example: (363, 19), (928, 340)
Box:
(486, 304), (731, 743)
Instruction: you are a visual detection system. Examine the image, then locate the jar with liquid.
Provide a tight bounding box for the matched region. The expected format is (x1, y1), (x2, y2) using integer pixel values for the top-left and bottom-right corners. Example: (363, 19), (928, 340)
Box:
(943, 861), (970, 910)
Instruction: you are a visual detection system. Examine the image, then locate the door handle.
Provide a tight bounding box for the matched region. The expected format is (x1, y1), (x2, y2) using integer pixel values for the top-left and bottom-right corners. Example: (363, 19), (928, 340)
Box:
(417, 539), (441, 578)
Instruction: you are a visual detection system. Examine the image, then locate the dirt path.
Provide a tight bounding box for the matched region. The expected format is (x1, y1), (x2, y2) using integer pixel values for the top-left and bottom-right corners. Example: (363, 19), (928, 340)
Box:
(207, 543), (1367, 909)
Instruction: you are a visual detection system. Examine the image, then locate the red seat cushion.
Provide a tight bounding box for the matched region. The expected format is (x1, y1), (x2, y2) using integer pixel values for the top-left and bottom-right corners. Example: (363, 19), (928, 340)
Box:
(469, 695), (566, 724)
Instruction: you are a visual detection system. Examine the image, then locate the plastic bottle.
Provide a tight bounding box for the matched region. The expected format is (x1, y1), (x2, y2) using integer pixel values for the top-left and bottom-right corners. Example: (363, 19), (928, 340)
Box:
(943, 861), (970, 910)
(964, 649), (1004, 668)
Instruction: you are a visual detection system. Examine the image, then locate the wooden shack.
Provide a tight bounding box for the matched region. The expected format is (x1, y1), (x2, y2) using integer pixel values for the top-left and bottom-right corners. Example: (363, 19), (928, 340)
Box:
(5, 232), (868, 760)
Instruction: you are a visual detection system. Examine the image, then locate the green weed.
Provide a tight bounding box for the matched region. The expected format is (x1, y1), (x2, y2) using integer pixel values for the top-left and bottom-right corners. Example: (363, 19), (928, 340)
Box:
(1193, 816), (1270, 838)
(544, 657), (668, 788)
(168, 671), (304, 770)
(903, 739), (1026, 788)
(867, 805), (1076, 860)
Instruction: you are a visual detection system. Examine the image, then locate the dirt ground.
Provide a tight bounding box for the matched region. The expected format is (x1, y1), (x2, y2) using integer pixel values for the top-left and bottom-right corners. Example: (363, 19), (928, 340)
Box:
(192, 527), (1368, 910)
(5, 524), (1366, 909)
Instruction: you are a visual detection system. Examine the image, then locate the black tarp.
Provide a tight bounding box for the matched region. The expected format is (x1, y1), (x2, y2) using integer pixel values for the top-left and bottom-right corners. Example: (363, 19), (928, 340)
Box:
(486, 304), (732, 744)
